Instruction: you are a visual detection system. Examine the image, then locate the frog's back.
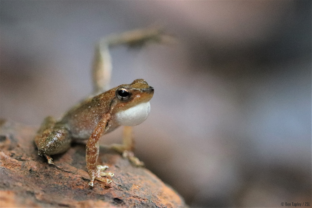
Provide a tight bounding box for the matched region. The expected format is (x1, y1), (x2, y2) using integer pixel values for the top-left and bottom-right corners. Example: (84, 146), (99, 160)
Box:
(61, 90), (119, 139)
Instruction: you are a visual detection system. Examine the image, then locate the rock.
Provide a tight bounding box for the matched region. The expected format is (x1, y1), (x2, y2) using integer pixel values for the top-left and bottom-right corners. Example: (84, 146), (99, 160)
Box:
(0, 119), (187, 208)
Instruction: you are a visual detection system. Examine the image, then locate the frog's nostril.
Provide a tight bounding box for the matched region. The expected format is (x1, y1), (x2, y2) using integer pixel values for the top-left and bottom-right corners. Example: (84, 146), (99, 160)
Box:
(142, 86), (154, 93)
(149, 86), (154, 92)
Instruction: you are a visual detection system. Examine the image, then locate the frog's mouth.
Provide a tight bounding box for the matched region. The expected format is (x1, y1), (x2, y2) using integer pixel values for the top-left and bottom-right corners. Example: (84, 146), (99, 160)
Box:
(137, 86), (154, 103)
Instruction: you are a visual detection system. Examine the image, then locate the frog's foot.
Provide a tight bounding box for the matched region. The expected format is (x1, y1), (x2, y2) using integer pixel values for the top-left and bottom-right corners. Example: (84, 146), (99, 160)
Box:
(123, 150), (144, 167)
(109, 125), (145, 167)
(44, 154), (54, 164)
(88, 165), (114, 187)
(38, 151), (54, 164)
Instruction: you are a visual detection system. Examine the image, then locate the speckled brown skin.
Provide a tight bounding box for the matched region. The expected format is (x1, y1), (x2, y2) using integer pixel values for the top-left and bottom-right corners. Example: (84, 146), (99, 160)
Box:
(34, 117), (71, 164)
(62, 79), (154, 139)
(34, 28), (165, 188)
(85, 113), (111, 186)
(34, 79), (154, 187)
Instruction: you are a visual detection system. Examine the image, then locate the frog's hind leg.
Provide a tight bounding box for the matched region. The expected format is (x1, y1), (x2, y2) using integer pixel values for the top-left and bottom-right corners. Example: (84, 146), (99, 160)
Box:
(110, 126), (144, 167)
(34, 117), (72, 164)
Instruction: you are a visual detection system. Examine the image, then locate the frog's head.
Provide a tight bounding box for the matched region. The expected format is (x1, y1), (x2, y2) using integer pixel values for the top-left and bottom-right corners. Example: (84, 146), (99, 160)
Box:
(112, 79), (154, 126)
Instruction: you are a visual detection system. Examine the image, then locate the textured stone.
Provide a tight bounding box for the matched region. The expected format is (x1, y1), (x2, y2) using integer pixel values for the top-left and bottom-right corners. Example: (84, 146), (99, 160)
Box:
(0, 119), (186, 208)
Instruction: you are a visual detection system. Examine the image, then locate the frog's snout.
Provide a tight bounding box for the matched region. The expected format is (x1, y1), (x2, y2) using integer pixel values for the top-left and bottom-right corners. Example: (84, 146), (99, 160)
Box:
(141, 86), (154, 94)
(144, 86), (154, 94)
(148, 86), (154, 93)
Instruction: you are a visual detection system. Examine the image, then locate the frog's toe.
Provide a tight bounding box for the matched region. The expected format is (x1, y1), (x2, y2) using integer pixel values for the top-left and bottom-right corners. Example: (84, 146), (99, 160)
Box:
(97, 164), (109, 171)
(95, 165), (114, 186)
(44, 154), (54, 164)
(100, 171), (114, 177)
(95, 175), (113, 188)
(129, 156), (144, 167)
(97, 165), (114, 176)
(88, 181), (94, 187)
(95, 176), (113, 185)
(123, 151), (144, 167)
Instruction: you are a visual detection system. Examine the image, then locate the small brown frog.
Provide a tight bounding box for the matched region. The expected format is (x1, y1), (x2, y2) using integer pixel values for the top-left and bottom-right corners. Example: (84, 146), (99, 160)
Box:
(34, 28), (168, 187)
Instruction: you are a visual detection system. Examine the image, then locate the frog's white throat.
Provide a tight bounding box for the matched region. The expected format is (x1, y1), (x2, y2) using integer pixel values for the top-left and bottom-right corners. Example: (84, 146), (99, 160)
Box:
(115, 102), (151, 126)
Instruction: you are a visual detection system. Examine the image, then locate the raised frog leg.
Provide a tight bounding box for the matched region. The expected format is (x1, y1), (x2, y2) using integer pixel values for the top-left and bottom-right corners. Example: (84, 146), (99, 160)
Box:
(92, 27), (168, 94)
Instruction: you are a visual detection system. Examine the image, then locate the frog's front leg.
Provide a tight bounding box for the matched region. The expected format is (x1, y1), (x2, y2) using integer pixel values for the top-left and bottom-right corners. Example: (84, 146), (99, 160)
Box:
(110, 126), (144, 167)
(34, 117), (71, 164)
(86, 114), (114, 187)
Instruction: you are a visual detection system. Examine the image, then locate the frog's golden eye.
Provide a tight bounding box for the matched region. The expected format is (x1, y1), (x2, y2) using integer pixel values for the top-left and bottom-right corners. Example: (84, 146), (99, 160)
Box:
(116, 88), (131, 101)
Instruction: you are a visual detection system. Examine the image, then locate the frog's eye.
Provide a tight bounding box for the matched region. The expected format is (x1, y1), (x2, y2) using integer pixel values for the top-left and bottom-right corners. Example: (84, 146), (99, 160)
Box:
(116, 88), (131, 101)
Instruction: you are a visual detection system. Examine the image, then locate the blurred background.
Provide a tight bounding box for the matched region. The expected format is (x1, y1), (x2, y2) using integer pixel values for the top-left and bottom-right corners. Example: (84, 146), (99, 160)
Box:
(0, 1), (311, 207)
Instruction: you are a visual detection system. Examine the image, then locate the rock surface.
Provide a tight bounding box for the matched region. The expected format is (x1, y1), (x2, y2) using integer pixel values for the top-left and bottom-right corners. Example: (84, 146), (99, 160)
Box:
(0, 119), (186, 208)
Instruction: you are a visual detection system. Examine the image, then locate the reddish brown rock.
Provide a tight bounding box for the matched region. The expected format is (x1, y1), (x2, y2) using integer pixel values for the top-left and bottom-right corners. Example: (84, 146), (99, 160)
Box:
(0, 119), (186, 208)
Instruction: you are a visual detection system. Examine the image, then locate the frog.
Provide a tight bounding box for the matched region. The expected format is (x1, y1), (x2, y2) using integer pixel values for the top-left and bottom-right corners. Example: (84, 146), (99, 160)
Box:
(34, 28), (170, 187)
